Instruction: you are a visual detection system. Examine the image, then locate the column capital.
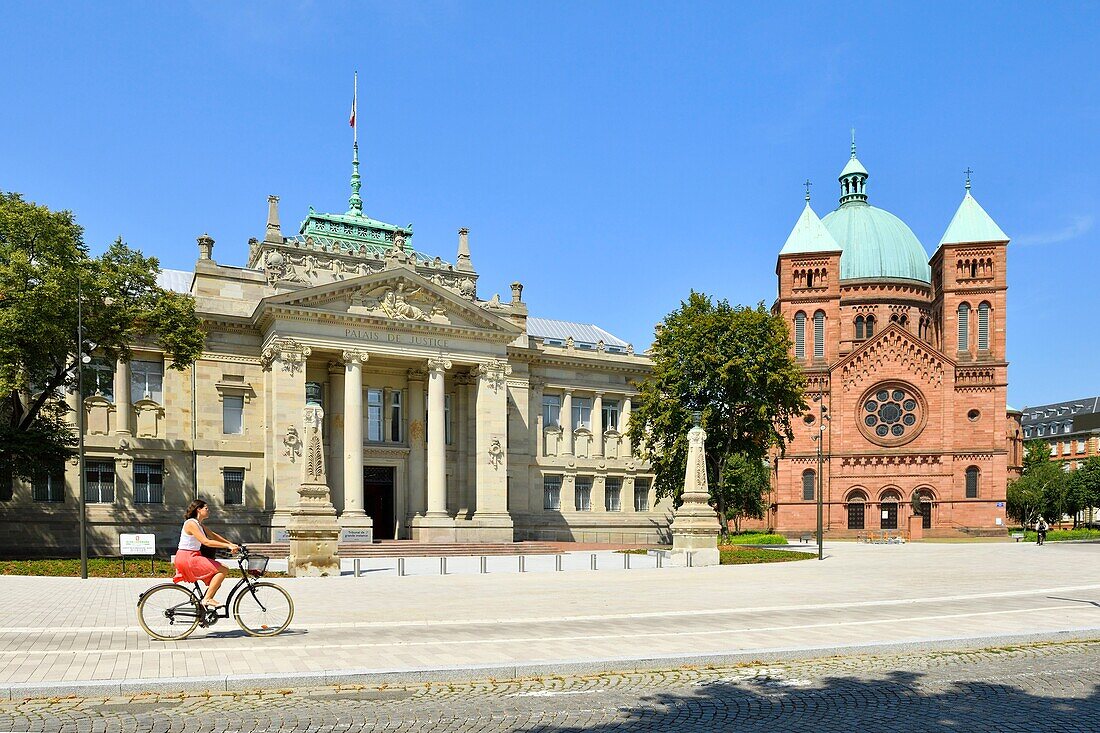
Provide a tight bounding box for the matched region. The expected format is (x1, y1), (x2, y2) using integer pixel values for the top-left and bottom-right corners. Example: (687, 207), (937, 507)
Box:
(528, 376), (546, 390)
(341, 349), (370, 365)
(327, 361), (344, 375)
(407, 367), (428, 382)
(260, 336), (312, 373)
(475, 358), (512, 392)
(427, 357), (452, 373)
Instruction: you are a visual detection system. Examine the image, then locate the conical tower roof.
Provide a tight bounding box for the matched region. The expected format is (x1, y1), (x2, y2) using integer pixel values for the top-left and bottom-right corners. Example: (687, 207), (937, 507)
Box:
(939, 190), (1009, 246)
(779, 202), (842, 255)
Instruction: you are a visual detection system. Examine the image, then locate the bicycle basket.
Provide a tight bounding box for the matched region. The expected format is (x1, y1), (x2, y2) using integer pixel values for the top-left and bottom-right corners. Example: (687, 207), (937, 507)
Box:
(246, 554), (269, 577)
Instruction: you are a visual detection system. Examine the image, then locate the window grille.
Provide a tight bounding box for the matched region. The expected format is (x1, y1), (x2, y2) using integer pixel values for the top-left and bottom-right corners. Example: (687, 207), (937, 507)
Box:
(134, 461), (164, 504)
(575, 476), (593, 511)
(85, 460), (115, 503)
(224, 468), (244, 505)
(634, 479), (651, 511)
(965, 466), (979, 498)
(802, 470), (816, 501)
(605, 478), (622, 511)
(33, 465), (65, 502)
(543, 475), (562, 510)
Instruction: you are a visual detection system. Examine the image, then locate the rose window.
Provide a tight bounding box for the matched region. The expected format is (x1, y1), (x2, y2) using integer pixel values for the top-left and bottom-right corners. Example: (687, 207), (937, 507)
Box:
(859, 385), (924, 445)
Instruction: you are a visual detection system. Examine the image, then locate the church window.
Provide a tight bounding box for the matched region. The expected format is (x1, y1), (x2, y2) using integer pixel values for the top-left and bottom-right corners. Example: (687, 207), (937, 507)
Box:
(131, 359), (164, 404)
(794, 312), (806, 359)
(866, 315), (875, 337)
(806, 271), (815, 288)
(855, 316), (865, 340)
(899, 315), (908, 329)
(957, 303), (970, 352)
(542, 394), (561, 428)
(861, 384), (922, 444)
(813, 311), (825, 359)
(965, 466), (980, 498)
(366, 389), (383, 442)
(970, 261), (978, 278)
(572, 397), (592, 430)
(978, 302), (990, 350)
(802, 469), (816, 501)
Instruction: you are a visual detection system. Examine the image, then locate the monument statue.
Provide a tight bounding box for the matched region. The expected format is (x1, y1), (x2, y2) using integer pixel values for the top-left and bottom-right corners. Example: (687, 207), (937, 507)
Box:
(669, 412), (722, 567)
(286, 406), (341, 576)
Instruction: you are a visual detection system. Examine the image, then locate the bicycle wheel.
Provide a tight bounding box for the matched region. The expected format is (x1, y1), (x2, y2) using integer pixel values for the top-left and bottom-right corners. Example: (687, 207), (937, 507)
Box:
(233, 581), (294, 637)
(137, 584), (202, 641)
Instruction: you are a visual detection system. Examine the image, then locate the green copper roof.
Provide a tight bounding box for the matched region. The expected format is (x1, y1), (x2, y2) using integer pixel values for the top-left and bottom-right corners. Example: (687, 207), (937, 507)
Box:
(939, 191), (1009, 246)
(822, 203), (932, 283)
(779, 202), (842, 255)
(297, 208), (428, 260)
(840, 155), (868, 178)
(1007, 404), (1021, 414)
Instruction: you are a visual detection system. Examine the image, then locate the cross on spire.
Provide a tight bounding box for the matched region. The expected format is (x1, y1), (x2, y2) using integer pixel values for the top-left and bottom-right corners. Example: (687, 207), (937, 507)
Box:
(964, 167), (973, 191)
(804, 179), (812, 202)
(850, 128), (857, 157)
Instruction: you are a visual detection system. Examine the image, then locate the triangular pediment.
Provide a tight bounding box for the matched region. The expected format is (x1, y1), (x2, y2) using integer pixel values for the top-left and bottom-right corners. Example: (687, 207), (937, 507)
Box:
(833, 323), (953, 392)
(254, 267), (522, 336)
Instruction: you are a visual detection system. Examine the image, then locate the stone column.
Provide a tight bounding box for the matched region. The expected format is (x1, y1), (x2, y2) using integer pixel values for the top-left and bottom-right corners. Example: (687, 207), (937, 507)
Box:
(470, 358), (515, 542)
(592, 392), (604, 457)
(412, 358), (455, 542)
(406, 368), (427, 519)
(561, 390), (573, 456)
(621, 396), (633, 455)
(383, 388), (394, 443)
(326, 362), (345, 513)
(261, 337), (311, 536)
(455, 372), (471, 515)
(286, 405), (341, 576)
(114, 358), (132, 436)
(669, 416), (721, 567)
(339, 350), (372, 542)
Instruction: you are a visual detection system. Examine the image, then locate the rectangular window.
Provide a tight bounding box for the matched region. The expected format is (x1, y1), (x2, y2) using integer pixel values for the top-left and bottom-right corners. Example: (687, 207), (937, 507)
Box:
(977, 303), (990, 350)
(84, 460), (115, 503)
(575, 476), (592, 511)
(130, 359), (164, 403)
(367, 389), (383, 442)
(813, 312), (824, 359)
(634, 479), (651, 511)
(134, 461), (164, 504)
(543, 474), (562, 510)
(794, 313), (806, 359)
(605, 478), (622, 511)
(957, 305), (969, 352)
(444, 394), (453, 445)
(602, 401), (620, 432)
(390, 390), (403, 442)
(802, 471), (816, 501)
(83, 358), (115, 402)
(572, 397), (592, 430)
(32, 465), (65, 502)
(223, 468), (244, 506)
(222, 396), (244, 435)
(542, 394), (561, 428)
(1078, 440), (1088, 453)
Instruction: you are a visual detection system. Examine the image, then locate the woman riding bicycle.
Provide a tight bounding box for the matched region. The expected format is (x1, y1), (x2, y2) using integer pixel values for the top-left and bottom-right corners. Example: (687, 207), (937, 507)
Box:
(174, 499), (239, 610)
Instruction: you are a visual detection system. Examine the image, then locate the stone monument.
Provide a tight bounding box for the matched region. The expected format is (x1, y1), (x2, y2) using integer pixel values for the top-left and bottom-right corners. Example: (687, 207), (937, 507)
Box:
(669, 412), (722, 567)
(286, 406), (341, 576)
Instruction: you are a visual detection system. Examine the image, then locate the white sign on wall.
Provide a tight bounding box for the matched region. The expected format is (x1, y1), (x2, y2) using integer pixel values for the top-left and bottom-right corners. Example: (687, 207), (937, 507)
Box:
(881, 510), (890, 519)
(120, 533), (156, 556)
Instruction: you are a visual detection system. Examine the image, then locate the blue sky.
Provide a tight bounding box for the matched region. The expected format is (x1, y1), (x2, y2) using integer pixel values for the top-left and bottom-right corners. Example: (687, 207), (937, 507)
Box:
(2, 2), (1097, 408)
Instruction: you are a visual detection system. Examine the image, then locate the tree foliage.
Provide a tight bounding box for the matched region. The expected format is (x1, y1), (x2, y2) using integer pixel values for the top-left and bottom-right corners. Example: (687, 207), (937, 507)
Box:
(627, 292), (806, 521)
(714, 452), (771, 533)
(0, 191), (205, 479)
(1006, 441), (1095, 527)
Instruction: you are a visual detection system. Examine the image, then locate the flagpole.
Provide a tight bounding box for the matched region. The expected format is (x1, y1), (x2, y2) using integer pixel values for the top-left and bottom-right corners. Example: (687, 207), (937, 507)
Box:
(353, 71), (358, 146)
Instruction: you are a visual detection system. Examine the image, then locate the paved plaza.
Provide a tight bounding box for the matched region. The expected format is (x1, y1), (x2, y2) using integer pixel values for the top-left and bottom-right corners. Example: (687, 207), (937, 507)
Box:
(1, 542), (1099, 701)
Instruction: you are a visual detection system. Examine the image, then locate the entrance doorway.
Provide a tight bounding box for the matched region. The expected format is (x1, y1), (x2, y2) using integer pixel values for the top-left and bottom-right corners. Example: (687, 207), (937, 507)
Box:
(880, 502), (898, 530)
(363, 466), (395, 541)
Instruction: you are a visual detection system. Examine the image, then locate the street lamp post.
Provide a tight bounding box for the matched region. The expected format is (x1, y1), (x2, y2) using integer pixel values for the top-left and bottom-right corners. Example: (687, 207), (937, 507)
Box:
(76, 271), (88, 580)
(810, 395), (829, 561)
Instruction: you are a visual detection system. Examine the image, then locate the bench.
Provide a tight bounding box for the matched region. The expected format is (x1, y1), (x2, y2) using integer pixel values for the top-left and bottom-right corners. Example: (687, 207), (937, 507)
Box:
(1011, 532), (1025, 542)
(799, 533), (814, 544)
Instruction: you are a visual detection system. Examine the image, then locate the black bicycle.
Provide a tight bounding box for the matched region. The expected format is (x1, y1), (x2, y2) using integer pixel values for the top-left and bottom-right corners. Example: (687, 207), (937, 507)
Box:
(137, 545), (294, 641)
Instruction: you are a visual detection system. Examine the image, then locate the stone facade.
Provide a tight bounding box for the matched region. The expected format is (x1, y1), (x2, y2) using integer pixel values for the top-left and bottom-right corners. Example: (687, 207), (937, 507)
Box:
(0, 181), (665, 556)
(765, 151), (1015, 538)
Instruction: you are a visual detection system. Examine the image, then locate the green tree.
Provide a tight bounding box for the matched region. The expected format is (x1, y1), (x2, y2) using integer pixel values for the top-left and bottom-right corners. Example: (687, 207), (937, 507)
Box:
(714, 452), (771, 533)
(627, 292), (806, 521)
(1069, 457), (1100, 524)
(0, 192), (205, 481)
(1006, 441), (1073, 527)
(1022, 439), (1052, 472)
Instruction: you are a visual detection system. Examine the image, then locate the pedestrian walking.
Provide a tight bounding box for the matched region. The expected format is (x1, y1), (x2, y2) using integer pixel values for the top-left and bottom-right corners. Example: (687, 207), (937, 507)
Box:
(1035, 516), (1049, 546)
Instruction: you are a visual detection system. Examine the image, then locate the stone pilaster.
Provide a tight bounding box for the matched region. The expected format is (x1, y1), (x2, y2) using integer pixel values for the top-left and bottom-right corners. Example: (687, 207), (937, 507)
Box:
(339, 350), (372, 541)
(561, 390), (573, 456)
(669, 421), (721, 566)
(529, 378), (544, 459)
(114, 358), (132, 436)
(454, 371), (473, 516)
(260, 336), (311, 534)
(411, 358), (455, 542)
(468, 358), (514, 542)
(406, 368), (427, 520)
(287, 406), (341, 576)
(621, 396), (633, 456)
(326, 361), (345, 514)
(592, 392), (604, 458)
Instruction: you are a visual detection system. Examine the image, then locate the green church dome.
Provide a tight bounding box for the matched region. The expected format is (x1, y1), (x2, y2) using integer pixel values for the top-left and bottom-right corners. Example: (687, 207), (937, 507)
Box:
(819, 144), (932, 284)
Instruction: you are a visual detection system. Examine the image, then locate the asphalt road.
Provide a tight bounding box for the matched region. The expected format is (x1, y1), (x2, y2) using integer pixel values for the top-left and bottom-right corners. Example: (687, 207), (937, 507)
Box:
(4, 639), (1099, 732)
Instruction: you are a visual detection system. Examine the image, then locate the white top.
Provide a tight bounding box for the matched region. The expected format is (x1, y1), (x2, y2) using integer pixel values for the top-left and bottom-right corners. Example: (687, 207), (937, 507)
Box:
(178, 518), (203, 552)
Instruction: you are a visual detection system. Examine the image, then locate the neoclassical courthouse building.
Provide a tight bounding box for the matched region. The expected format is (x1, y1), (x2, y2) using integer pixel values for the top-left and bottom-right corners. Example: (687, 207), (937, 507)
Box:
(770, 144), (1021, 537)
(0, 141), (1022, 553)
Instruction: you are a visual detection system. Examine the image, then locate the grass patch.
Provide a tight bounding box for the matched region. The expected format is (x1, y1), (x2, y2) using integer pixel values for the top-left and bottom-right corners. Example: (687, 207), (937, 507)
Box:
(719, 533), (788, 545)
(1022, 528), (1100, 542)
(0, 558), (287, 578)
(615, 549), (651, 555)
(718, 546), (815, 564)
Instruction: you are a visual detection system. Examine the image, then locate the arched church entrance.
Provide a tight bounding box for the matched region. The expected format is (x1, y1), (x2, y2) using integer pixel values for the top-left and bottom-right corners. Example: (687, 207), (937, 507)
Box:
(846, 489), (868, 530)
(879, 488), (902, 530)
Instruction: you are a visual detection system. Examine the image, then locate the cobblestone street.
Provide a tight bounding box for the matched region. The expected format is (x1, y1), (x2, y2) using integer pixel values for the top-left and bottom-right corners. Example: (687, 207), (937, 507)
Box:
(4, 639), (1099, 732)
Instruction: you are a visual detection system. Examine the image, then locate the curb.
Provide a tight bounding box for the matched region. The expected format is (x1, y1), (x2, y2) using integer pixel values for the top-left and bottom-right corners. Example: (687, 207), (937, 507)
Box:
(3, 628), (1099, 700)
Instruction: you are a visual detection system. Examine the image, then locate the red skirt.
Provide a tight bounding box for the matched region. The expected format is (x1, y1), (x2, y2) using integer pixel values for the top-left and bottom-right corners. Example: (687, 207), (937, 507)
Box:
(173, 549), (222, 584)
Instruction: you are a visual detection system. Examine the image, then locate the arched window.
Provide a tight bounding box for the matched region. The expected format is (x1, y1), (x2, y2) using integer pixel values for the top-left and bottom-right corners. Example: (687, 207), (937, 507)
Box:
(977, 302), (990, 351)
(813, 311), (825, 359)
(957, 303), (970, 352)
(970, 261), (978, 278)
(855, 316), (865, 340)
(794, 312), (806, 359)
(807, 270), (815, 288)
(899, 315), (908, 329)
(965, 466), (980, 498)
(865, 315), (875, 338)
(802, 470), (816, 501)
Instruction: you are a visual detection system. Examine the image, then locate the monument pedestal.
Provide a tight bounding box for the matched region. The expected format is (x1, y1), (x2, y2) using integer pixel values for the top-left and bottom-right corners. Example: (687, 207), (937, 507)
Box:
(669, 419), (722, 567)
(339, 512), (374, 544)
(286, 406), (341, 577)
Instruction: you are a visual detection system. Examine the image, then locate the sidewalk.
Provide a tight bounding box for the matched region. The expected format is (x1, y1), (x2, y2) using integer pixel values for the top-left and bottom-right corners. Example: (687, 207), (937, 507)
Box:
(2, 541), (1099, 697)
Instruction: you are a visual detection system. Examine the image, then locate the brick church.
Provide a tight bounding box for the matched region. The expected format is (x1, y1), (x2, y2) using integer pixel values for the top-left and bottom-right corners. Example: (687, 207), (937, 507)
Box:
(770, 143), (1022, 538)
